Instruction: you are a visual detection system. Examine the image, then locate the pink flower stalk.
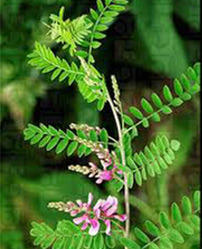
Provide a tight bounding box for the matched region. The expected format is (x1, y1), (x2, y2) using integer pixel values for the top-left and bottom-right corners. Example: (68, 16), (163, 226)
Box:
(72, 193), (127, 236)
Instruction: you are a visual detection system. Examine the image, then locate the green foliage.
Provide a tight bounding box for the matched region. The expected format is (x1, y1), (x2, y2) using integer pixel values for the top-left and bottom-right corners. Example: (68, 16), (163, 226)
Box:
(86, 0), (128, 63)
(27, 42), (108, 110)
(30, 220), (85, 248)
(123, 62), (200, 133)
(48, 8), (92, 56)
(23, 123), (110, 157)
(46, 0), (128, 62)
(120, 191), (200, 249)
(28, 42), (84, 85)
(30, 220), (120, 249)
(126, 135), (181, 186)
(19, 1), (201, 249)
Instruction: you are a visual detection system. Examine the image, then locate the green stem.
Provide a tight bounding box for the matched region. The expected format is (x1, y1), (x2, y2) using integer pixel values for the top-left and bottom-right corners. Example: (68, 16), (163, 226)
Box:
(107, 92), (130, 241)
(87, 4), (110, 64)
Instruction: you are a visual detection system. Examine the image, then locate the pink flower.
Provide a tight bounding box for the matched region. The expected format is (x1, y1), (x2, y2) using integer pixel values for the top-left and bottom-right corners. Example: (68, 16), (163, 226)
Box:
(71, 193), (127, 236)
(95, 170), (113, 184)
(87, 150), (123, 184)
(69, 146), (123, 185)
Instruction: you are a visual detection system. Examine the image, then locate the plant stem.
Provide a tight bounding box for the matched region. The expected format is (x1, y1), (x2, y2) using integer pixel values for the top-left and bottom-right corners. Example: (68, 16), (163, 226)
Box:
(107, 92), (130, 240)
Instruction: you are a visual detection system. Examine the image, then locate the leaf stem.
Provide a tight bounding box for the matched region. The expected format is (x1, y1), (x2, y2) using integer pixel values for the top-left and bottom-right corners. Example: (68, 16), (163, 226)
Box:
(123, 103), (173, 135)
(87, 4), (110, 64)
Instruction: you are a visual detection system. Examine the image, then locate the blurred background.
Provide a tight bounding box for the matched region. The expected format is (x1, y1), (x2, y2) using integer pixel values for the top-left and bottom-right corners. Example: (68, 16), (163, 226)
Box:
(0, 0), (200, 248)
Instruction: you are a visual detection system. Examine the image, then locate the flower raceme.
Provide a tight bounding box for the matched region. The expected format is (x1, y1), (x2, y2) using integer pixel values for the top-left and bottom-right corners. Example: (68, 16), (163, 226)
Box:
(69, 148), (123, 184)
(48, 193), (127, 236)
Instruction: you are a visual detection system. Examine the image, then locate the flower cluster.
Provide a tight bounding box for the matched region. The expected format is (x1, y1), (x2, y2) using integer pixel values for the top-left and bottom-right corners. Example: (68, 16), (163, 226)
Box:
(48, 193), (127, 236)
(69, 148), (122, 184)
(69, 154), (122, 184)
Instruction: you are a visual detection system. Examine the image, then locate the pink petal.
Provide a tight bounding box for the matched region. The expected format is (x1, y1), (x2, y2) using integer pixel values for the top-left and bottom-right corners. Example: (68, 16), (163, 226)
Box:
(81, 222), (89, 231)
(89, 219), (100, 236)
(104, 219), (111, 235)
(101, 160), (111, 169)
(88, 193), (93, 207)
(93, 199), (103, 211)
(89, 172), (97, 178)
(70, 210), (79, 217)
(94, 208), (101, 218)
(76, 200), (83, 207)
(102, 196), (117, 211)
(73, 214), (88, 225)
(89, 162), (97, 169)
(105, 204), (118, 216)
(99, 170), (113, 181)
(117, 170), (123, 175)
(96, 178), (103, 184)
(113, 214), (127, 222)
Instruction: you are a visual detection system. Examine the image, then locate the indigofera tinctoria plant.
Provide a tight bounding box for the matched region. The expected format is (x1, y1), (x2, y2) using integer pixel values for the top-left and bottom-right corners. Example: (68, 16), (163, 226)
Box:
(23, 0), (200, 248)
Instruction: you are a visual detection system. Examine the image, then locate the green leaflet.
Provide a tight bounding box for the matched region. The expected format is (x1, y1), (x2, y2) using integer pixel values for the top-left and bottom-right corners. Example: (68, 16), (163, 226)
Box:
(193, 191), (200, 210)
(100, 128), (109, 147)
(24, 123), (99, 157)
(46, 137), (60, 151)
(93, 234), (104, 249)
(86, 0), (128, 62)
(151, 93), (163, 108)
(30, 220), (98, 249)
(28, 42), (83, 85)
(123, 62), (200, 131)
(119, 191), (200, 249)
(120, 238), (140, 249)
(160, 212), (171, 229)
(90, 130), (98, 142)
(123, 114), (134, 126)
(145, 221), (160, 237)
(134, 228), (150, 243)
(105, 235), (116, 248)
(141, 98), (154, 113)
(171, 203), (182, 223)
(129, 106), (144, 119)
(181, 196), (192, 215)
(128, 135), (180, 186)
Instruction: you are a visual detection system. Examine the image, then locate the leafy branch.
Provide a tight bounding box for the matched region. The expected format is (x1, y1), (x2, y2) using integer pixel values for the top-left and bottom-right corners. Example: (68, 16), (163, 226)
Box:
(30, 220), (121, 249)
(126, 135), (181, 187)
(28, 42), (108, 110)
(120, 191), (200, 249)
(86, 0), (128, 63)
(23, 123), (111, 157)
(123, 62), (200, 135)
(28, 42), (84, 85)
(48, 7), (93, 56)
